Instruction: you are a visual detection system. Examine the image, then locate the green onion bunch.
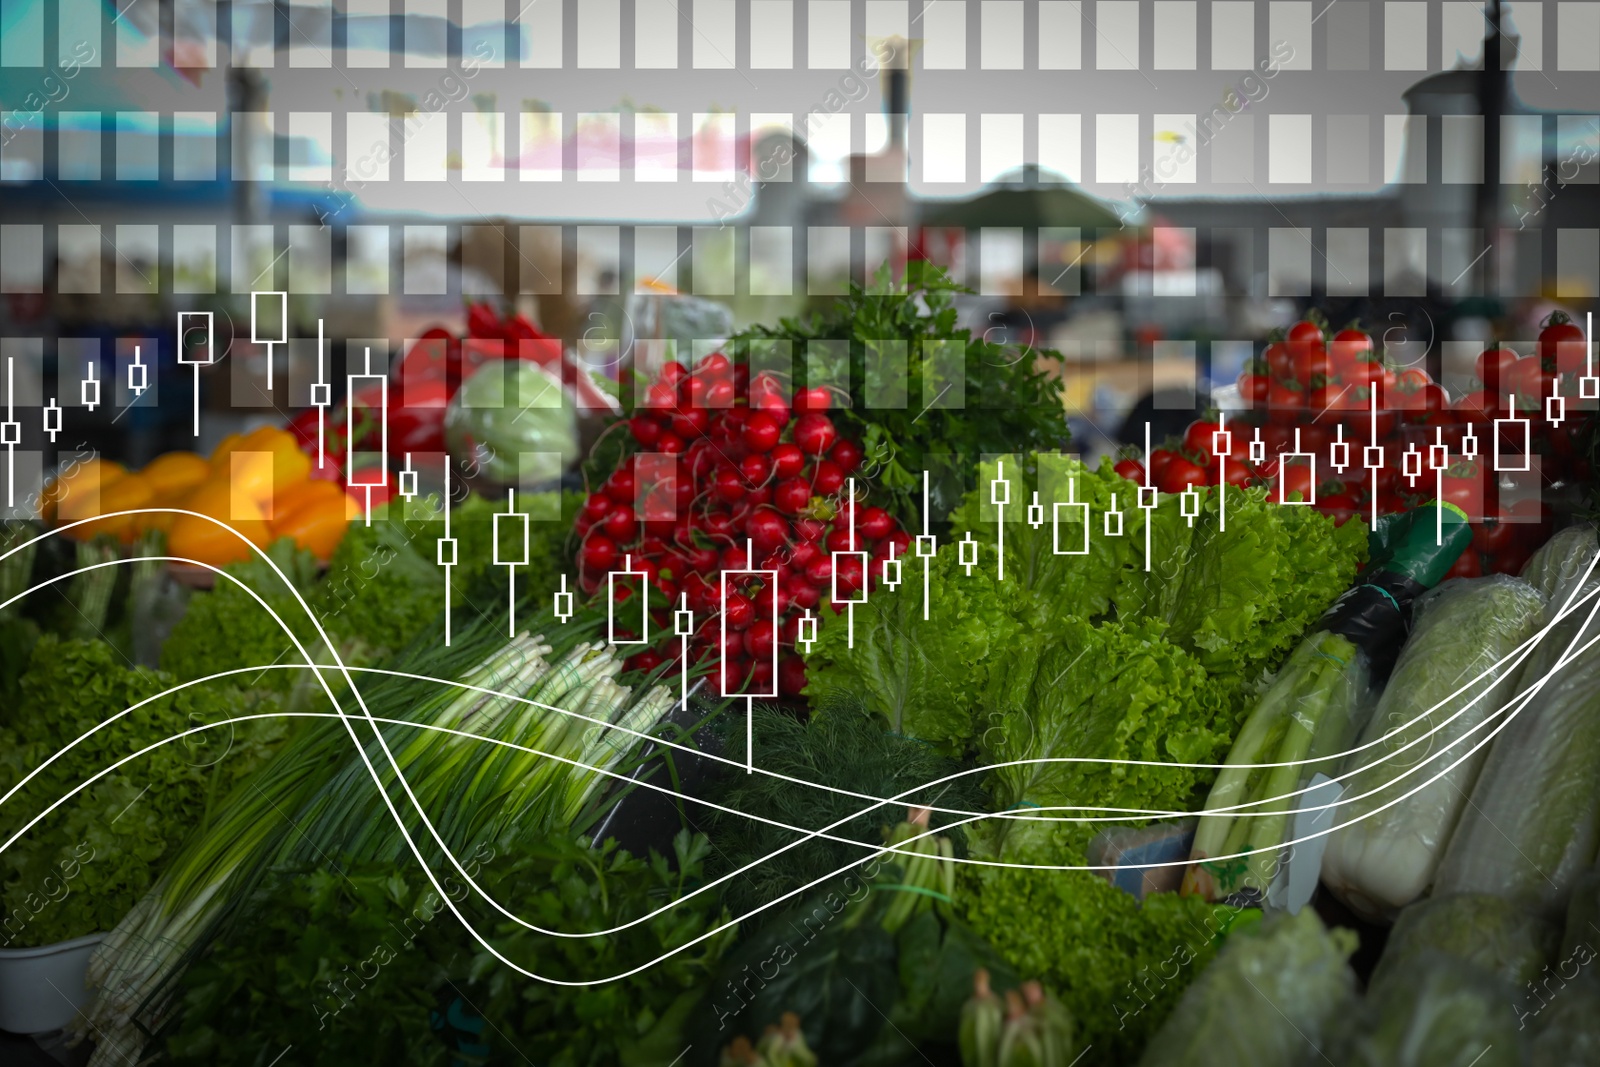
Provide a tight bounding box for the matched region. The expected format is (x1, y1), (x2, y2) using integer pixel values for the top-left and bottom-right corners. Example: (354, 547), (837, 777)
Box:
(81, 607), (674, 1066)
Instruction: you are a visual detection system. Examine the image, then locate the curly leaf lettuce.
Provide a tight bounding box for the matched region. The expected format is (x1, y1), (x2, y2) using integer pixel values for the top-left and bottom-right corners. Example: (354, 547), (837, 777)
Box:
(947, 454), (1138, 627)
(1113, 485), (1367, 712)
(976, 617), (1232, 860)
(804, 540), (1029, 752)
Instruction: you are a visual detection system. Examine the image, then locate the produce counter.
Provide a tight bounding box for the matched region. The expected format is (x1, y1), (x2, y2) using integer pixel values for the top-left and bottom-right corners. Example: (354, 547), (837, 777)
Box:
(3, 267), (1599, 1067)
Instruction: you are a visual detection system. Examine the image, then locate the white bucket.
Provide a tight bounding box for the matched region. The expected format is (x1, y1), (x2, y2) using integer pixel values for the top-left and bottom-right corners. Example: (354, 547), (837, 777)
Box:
(0, 934), (103, 1035)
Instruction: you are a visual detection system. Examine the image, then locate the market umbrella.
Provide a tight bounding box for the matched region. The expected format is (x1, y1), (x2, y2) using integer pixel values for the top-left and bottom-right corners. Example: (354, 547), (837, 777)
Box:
(918, 165), (1124, 230)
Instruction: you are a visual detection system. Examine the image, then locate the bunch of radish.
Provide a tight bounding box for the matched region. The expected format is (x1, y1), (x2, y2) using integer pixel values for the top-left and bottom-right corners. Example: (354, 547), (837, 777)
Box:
(574, 354), (910, 697)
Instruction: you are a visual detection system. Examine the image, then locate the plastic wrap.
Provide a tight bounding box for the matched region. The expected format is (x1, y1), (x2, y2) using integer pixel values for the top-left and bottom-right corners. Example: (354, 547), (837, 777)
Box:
(1432, 581), (1600, 923)
(1183, 632), (1372, 904)
(1134, 908), (1357, 1067)
(1368, 893), (1557, 994)
(1530, 977), (1600, 1062)
(1331, 951), (1527, 1067)
(444, 361), (579, 488)
(1562, 867), (1600, 962)
(1520, 523), (1600, 603)
(1319, 576), (1547, 921)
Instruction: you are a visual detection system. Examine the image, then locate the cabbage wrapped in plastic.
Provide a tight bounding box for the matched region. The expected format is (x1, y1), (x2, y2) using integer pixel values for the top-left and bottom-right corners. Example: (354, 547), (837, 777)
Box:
(1135, 908), (1357, 1067)
(1332, 951), (1527, 1067)
(1561, 867), (1600, 964)
(1520, 523), (1599, 603)
(1531, 976), (1600, 1063)
(1368, 893), (1557, 994)
(444, 361), (579, 488)
(1432, 581), (1600, 923)
(1320, 576), (1546, 921)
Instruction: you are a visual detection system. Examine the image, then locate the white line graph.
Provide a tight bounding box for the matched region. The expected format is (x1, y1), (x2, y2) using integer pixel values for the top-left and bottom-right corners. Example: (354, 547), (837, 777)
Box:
(0, 512), (1597, 987)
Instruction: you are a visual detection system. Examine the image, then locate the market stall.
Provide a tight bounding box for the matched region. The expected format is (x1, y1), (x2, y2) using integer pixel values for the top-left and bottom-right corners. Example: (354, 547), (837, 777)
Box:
(5, 259), (1600, 1066)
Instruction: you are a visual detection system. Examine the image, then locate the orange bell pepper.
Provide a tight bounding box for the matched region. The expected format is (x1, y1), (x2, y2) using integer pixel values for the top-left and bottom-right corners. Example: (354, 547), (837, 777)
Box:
(72, 473), (153, 542)
(45, 458), (126, 525)
(140, 451), (210, 498)
(274, 478), (346, 518)
(168, 482), (272, 569)
(271, 494), (352, 561)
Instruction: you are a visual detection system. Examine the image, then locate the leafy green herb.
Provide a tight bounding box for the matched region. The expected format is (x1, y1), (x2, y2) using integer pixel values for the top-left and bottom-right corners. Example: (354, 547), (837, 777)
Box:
(0, 637), (285, 947)
(733, 262), (1072, 526)
(963, 865), (1246, 1067)
(705, 698), (987, 925)
(166, 831), (732, 1067)
(975, 618), (1232, 861)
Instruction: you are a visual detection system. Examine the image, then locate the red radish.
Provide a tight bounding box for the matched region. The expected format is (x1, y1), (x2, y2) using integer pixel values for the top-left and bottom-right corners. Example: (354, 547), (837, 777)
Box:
(724, 592), (756, 630)
(739, 453), (772, 486)
(856, 506), (894, 541)
(774, 478), (812, 515)
(670, 408), (709, 439)
(811, 460), (846, 496)
(601, 505), (637, 540)
(793, 413), (838, 456)
(829, 439), (862, 473)
(713, 468), (747, 504)
(793, 386), (831, 412)
(605, 470), (636, 505)
(771, 443), (806, 478)
(580, 535), (619, 572)
(745, 620), (777, 659)
(779, 655), (807, 696)
(743, 412), (783, 453)
(629, 414), (663, 447)
(746, 507), (790, 552)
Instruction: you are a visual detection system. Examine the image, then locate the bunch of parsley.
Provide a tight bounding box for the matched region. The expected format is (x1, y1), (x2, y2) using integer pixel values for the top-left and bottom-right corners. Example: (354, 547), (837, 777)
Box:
(734, 261), (1072, 527)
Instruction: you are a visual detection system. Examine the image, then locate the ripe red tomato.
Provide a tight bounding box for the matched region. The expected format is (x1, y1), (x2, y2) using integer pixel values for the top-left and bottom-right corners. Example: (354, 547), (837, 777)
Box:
(1264, 342), (1295, 379)
(1294, 345), (1333, 386)
(1538, 312), (1587, 374)
(1472, 512), (1523, 556)
(1222, 461), (1258, 489)
(1277, 461), (1316, 501)
(1443, 546), (1483, 580)
(1475, 347), (1520, 390)
(1439, 465), (1487, 518)
(1113, 458), (1147, 483)
(1149, 448), (1179, 480)
(1504, 355), (1554, 405)
(1238, 372), (1271, 405)
(1267, 381), (1306, 423)
(1158, 457), (1208, 493)
(1317, 492), (1360, 526)
(1342, 357), (1385, 390)
(1307, 384), (1342, 415)
(1329, 328), (1373, 368)
(1454, 390), (1496, 423)
(1396, 368), (1431, 391)
(1286, 320), (1324, 360)
(1183, 420), (1222, 458)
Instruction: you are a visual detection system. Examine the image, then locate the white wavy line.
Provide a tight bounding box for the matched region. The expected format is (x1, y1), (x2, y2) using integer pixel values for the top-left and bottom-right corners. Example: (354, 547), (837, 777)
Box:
(6, 514), (1597, 986)
(9, 532), (1595, 830)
